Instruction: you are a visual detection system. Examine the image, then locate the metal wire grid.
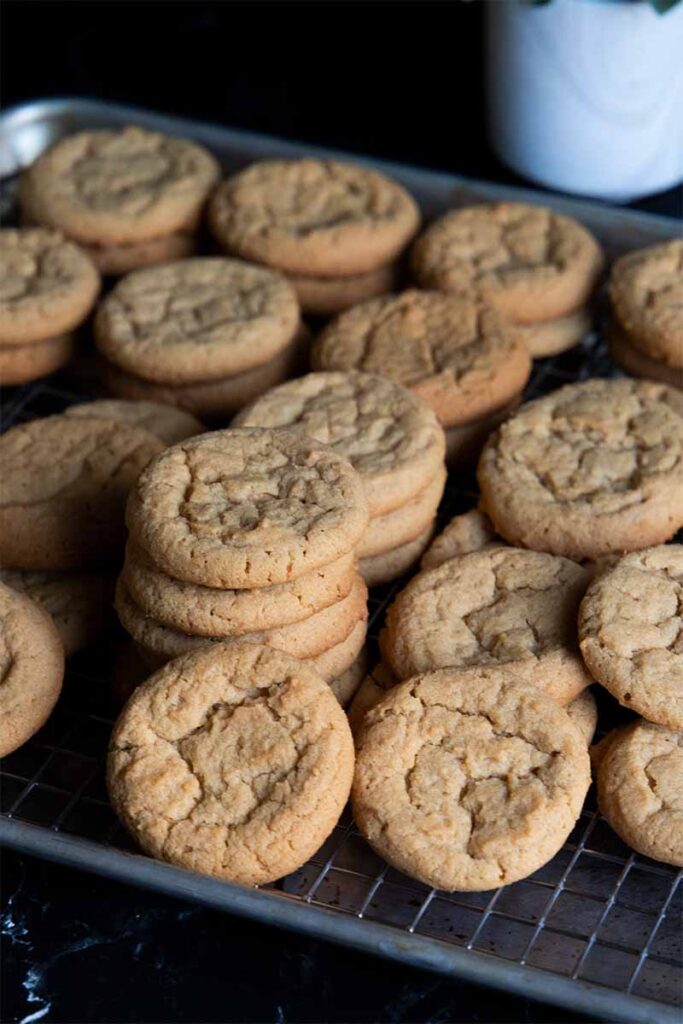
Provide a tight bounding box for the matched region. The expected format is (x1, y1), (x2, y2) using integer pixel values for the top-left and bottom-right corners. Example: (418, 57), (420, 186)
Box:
(1, 334), (682, 1019)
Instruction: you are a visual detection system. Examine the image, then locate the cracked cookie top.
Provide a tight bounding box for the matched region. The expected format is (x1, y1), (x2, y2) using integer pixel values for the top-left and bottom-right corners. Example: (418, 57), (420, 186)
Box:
(209, 159), (420, 277)
(312, 290), (531, 428)
(597, 720), (683, 868)
(411, 202), (604, 323)
(579, 545), (683, 730)
(126, 427), (369, 589)
(94, 258), (300, 384)
(0, 414), (163, 570)
(0, 582), (64, 757)
(610, 240), (683, 368)
(20, 127), (220, 246)
(420, 508), (499, 571)
(477, 379), (683, 560)
(0, 229), (100, 345)
(233, 371), (445, 516)
(352, 667), (590, 891)
(107, 642), (354, 885)
(381, 546), (591, 704)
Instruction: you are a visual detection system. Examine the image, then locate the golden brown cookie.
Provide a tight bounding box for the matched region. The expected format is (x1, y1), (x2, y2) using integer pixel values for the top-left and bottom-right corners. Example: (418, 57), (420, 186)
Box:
(209, 159), (420, 277)
(566, 687), (598, 747)
(65, 399), (203, 445)
(411, 203), (603, 323)
(126, 428), (369, 589)
(359, 524), (434, 588)
(382, 546), (591, 704)
(102, 327), (308, 420)
(352, 667), (591, 890)
(358, 468), (446, 558)
(610, 240), (683, 368)
(0, 569), (114, 656)
(21, 127), (220, 246)
(478, 379), (683, 560)
(115, 574), (367, 663)
(579, 545), (683, 729)
(0, 414), (163, 570)
(233, 371), (446, 517)
(107, 642), (354, 885)
(0, 228), (99, 344)
(514, 305), (593, 358)
(0, 582), (64, 757)
(420, 509), (499, 571)
(122, 543), (356, 636)
(312, 290), (531, 428)
(597, 720), (682, 867)
(607, 317), (683, 388)
(0, 333), (76, 386)
(95, 258), (300, 384)
(287, 262), (398, 316)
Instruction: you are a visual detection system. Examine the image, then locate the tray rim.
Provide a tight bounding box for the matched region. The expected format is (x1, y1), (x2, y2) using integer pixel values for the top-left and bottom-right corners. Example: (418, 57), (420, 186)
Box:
(1, 96), (680, 238)
(2, 818), (678, 1024)
(0, 95), (681, 1024)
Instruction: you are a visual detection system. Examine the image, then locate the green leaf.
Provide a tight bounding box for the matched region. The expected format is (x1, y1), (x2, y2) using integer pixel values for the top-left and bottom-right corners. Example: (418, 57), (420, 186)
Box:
(650, 0), (681, 12)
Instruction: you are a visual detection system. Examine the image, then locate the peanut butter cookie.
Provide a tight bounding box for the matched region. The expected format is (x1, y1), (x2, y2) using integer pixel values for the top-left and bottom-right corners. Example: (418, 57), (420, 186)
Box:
(0, 582), (64, 757)
(107, 642), (354, 885)
(478, 379), (683, 560)
(421, 509), (499, 571)
(21, 127), (219, 246)
(312, 290), (531, 428)
(209, 159), (420, 277)
(352, 667), (591, 890)
(579, 545), (683, 729)
(0, 414), (163, 570)
(0, 228), (99, 344)
(411, 203), (603, 323)
(115, 574), (367, 663)
(610, 240), (683, 368)
(122, 544), (356, 636)
(0, 333), (76, 386)
(233, 371), (446, 517)
(382, 546), (591, 704)
(607, 317), (683, 388)
(95, 258), (300, 384)
(126, 428), (369, 589)
(0, 569), (114, 656)
(597, 720), (682, 867)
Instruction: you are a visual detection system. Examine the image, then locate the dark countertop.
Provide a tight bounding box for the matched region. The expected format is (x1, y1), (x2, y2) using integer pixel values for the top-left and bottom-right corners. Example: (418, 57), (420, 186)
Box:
(1, 4), (680, 1022)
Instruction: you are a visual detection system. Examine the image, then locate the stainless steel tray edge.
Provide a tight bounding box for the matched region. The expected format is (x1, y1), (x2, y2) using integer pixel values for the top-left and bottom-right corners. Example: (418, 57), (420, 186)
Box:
(1, 817), (676, 1024)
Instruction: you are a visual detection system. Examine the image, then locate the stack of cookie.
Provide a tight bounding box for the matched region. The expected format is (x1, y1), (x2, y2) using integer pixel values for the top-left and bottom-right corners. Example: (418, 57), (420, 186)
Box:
(579, 544), (683, 869)
(95, 257), (305, 420)
(208, 158), (420, 316)
(0, 409), (165, 654)
(20, 126), (220, 275)
(117, 428), (371, 699)
(0, 229), (100, 385)
(411, 202), (604, 358)
(312, 289), (531, 466)
(477, 379), (683, 560)
(608, 240), (682, 388)
(233, 371), (447, 585)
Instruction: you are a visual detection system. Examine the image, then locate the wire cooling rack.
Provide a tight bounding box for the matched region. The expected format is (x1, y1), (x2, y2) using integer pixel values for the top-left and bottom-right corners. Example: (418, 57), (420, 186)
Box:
(1, 99), (682, 1024)
(1, 336), (681, 1024)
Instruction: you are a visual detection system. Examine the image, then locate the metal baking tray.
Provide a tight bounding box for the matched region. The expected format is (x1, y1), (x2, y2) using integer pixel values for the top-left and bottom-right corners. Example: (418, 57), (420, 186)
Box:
(1, 98), (680, 1024)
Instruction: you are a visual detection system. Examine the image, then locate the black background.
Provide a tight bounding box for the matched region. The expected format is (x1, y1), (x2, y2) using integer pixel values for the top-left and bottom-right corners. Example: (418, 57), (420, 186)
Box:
(0, 3), (679, 1022)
